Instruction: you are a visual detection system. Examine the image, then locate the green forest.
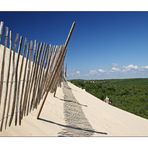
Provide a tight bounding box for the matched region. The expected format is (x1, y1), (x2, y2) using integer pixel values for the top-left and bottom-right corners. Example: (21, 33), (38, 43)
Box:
(70, 78), (148, 119)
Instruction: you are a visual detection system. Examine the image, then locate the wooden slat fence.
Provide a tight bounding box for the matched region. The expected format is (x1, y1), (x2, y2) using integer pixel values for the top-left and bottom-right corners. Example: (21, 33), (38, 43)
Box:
(0, 21), (75, 131)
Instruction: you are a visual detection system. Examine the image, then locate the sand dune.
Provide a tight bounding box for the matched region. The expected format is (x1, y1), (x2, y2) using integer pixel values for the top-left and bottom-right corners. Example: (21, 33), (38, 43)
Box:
(0, 81), (148, 136)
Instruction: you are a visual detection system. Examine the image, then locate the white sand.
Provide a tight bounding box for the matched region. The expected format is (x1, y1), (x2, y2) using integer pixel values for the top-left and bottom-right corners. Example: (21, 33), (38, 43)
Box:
(0, 86), (65, 136)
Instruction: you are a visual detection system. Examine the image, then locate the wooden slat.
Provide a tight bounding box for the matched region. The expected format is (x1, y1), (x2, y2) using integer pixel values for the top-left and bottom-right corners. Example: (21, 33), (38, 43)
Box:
(0, 27), (9, 131)
(18, 38), (28, 125)
(28, 42), (41, 112)
(38, 44), (49, 103)
(34, 43), (48, 108)
(19, 42), (30, 121)
(40, 45), (53, 98)
(9, 36), (23, 126)
(29, 43), (43, 110)
(4, 30), (12, 129)
(15, 38), (28, 126)
(23, 41), (33, 116)
(27, 41), (38, 112)
(5, 33), (19, 128)
(0, 27), (9, 106)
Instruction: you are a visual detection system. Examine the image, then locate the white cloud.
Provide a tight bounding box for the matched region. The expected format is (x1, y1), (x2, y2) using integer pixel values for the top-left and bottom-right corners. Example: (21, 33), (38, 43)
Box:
(98, 69), (105, 73)
(142, 66), (148, 69)
(123, 64), (138, 72)
(111, 67), (120, 72)
(69, 64), (148, 79)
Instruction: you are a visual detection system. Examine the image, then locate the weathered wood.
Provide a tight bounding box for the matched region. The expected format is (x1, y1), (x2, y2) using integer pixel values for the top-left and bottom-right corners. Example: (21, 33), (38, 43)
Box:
(39, 45), (50, 96)
(18, 38), (28, 125)
(33, 43), (46, 109)
(37, 45), (65, 119)
(49, 46), (62, 93)
(9, 36), (23, 126)
(31, 43), (45, 109)
(0, 21), (75, 130)
(42, 46), (59, 95)
(37, 21), (75, 118)
(14, 37), (25, 125)
(0, 27), (9, 131)
(38, 45), (51, 103)
(4, 31), (12, 129)
(25, 40), (36, 115)
(15, 38), (28, 126)
(23, 41), (33, 115)
(20, 42), (30, 120)
(30, 43), (43, 110)
(29, 42), (41, 112)
(40, 45), (54, 98)
(42, 46), (58, 97)
(0, 27), (9, 106)
(50, 46), (65, 93)
(34, 44), (48, 108)
(41, 45), (51, 85)
(5, 33), (19, 128)
(23, 41), (32, 114)
(28, 41), (39, 112)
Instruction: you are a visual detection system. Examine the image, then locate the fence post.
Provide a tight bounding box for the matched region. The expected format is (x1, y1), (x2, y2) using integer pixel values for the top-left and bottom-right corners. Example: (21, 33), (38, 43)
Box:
(37, 21), (75, 119)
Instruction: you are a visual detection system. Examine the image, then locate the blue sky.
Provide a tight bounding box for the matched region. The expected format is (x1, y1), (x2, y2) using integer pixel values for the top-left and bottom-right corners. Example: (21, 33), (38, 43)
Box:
(0, 12), (148, 79)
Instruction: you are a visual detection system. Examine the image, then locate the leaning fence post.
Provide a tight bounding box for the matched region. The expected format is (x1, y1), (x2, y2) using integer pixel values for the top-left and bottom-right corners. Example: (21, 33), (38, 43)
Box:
(37, 21), (75, 119)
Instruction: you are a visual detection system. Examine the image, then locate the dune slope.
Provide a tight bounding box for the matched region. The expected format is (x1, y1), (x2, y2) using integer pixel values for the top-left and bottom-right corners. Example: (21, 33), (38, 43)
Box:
(0, 81), (148, 136)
